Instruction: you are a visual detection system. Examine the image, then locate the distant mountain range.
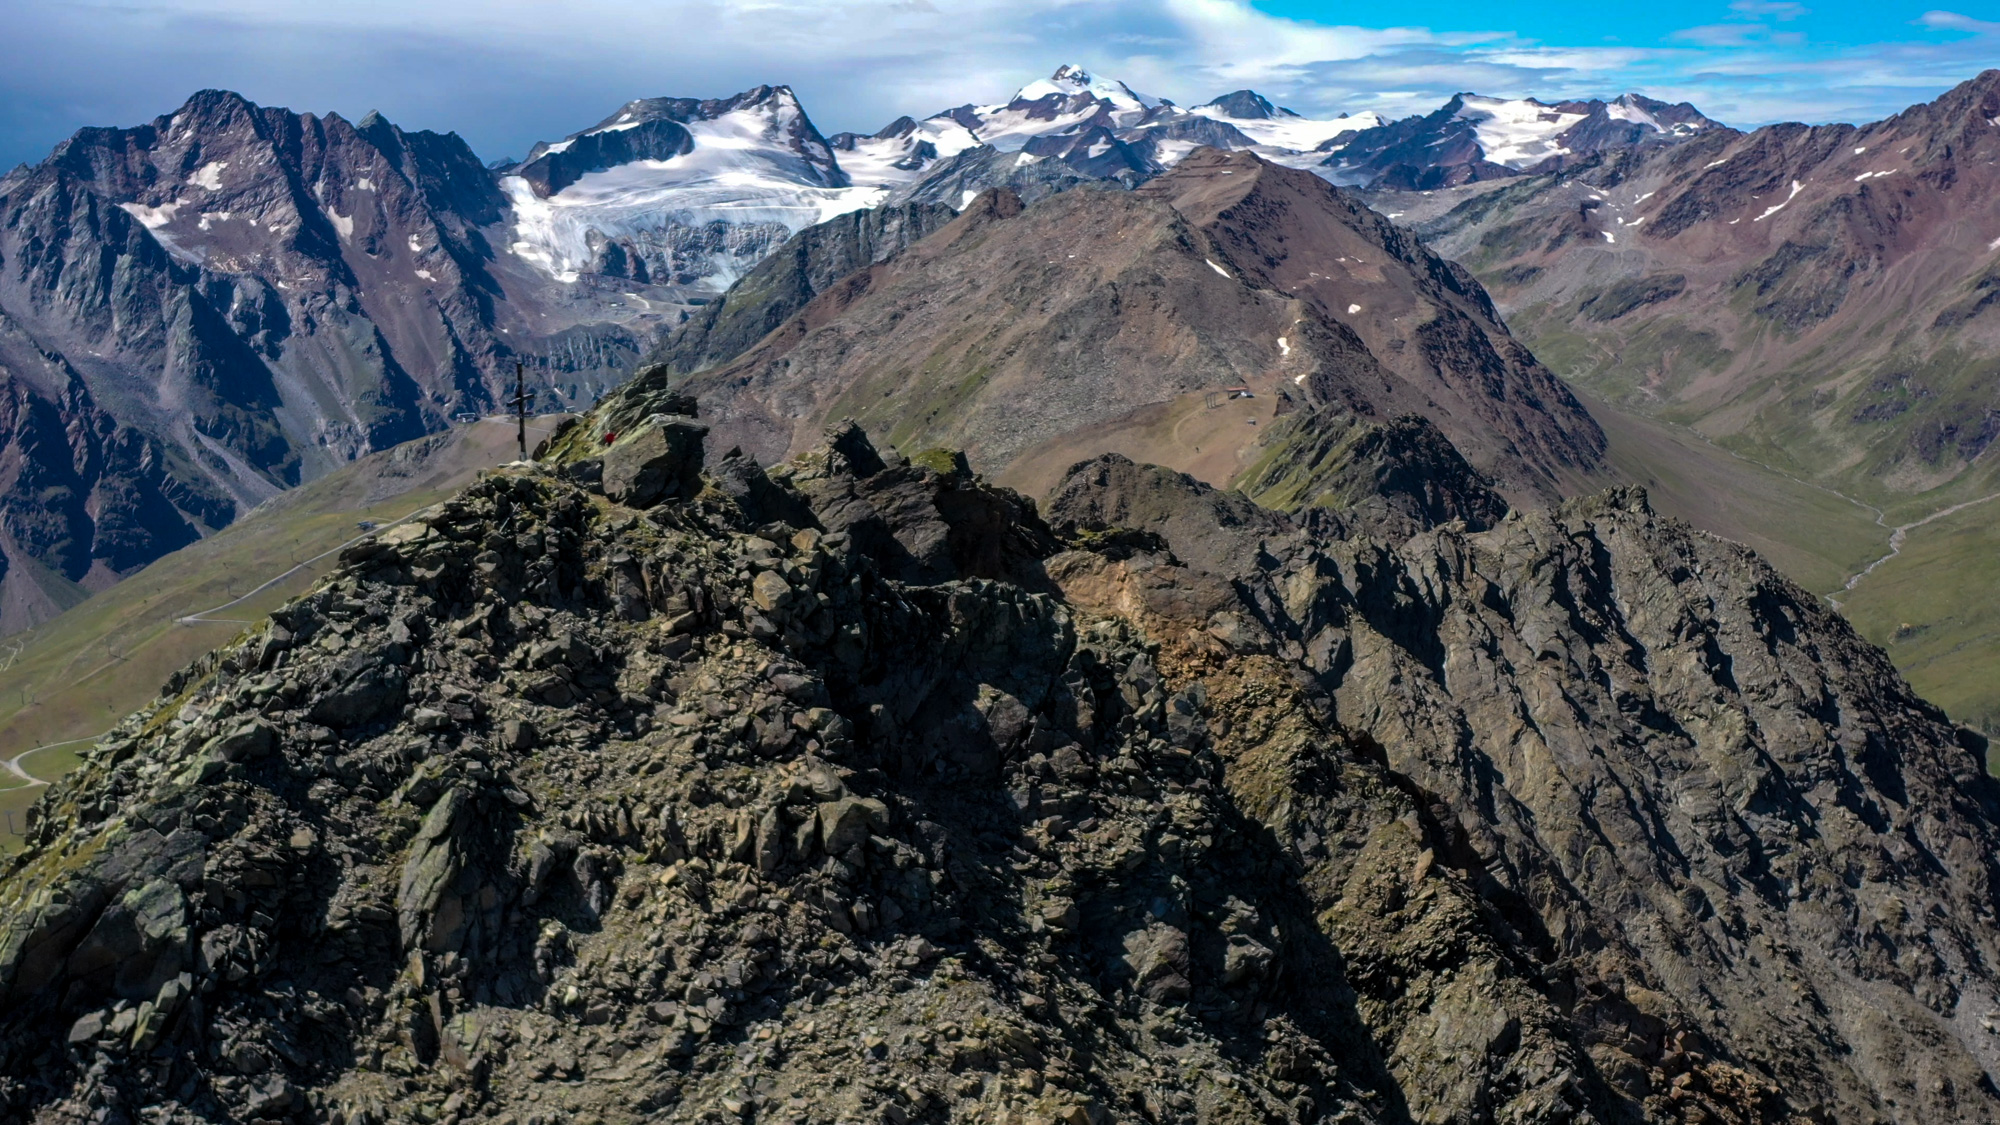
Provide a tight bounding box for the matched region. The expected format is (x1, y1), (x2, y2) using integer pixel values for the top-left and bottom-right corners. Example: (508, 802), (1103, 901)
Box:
(5, 62), (1996, 642)
(492, 66), (1721, 293)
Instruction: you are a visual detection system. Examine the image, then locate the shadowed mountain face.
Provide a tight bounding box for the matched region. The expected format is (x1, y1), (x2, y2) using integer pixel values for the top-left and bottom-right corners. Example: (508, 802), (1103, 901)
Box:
(592, 149), (1606, 511)
(0, 412), (1996, 1122)
(0, 91), (647, 632)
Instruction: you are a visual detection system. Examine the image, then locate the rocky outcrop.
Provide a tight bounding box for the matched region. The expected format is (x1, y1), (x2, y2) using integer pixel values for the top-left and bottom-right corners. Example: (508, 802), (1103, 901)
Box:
(1045, 455), (2000, 1123)
(0, 412), (1995, 1123)
(1234, 409), (1510, 538)
(600, 413), (710, 508)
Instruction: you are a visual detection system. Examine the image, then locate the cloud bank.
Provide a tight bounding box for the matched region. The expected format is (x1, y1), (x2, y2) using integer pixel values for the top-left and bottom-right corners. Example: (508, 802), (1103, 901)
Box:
(1, 0), (1995, 170)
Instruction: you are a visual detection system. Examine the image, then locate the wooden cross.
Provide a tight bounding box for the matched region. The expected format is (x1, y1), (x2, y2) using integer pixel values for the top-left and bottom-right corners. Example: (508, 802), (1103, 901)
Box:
(509, 361), (537, 460)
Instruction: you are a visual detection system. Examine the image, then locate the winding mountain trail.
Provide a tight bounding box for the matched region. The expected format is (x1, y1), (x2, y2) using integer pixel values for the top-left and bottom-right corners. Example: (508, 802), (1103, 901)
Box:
(175, 505), (433, 627)
(1, 733), (104, 788)
(1840, 489), (2000, 594)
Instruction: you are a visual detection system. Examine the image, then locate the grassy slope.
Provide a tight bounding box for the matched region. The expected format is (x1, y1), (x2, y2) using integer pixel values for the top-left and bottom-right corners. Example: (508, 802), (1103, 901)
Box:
(0, 417), (567, 847)
(1583, 393), (1885, 595)
(1837, 501), (2000, 735)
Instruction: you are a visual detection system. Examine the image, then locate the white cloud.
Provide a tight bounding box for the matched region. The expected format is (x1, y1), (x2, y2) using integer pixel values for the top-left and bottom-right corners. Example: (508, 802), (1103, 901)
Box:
(1, 0), (1997, 170)
(1728, 0), (1808, 20)
(1918, 10), (2000, 34)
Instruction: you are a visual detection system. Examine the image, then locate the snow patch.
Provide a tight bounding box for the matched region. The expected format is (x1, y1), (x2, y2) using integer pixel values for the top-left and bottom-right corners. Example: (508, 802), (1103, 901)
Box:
(959, 190), (979, 210)
(1454, 96), (1586, 168)
(1989, 235), (2000, 252)
(836, 117), (980, 188)
(1604, 96), (1663, 133)
(1853, 169), (1896, 182)
(1603, 231), (1615, 243)
(1633, 191), (1655, 203)
(1347, 303), (1362, 315)
(415, 269), (434, 280)
(1206, 259), (1231, 278)
(329, 210), (354, 240)
(1189, 103), (1381, 151)
(408, 234), (425, 253)
(187, 161), (227, 191)
(1854, 146), (1867, 154)
(1277, 337), (1290, 356)
(1705, 159), (1729, 169)
(356, 177), (376, 191)
(1752, 179), (1803, 222)
(119, 201), (180, 230)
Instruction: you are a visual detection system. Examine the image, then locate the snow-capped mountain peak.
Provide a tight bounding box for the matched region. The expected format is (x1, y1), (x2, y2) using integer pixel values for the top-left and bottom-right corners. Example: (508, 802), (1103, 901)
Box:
(1197, 90), (1293, 121)
(1189, 90), (1382, 155)
(1014, 65), (1165, 112)
(1451, 94), (1587, 167)
(501, 84), (881, 287)
(491, 70), (1730, 292)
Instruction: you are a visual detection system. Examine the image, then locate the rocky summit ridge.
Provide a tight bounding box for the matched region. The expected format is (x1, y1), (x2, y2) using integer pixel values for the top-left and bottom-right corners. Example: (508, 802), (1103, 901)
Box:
(1, 392), (1998, 1124)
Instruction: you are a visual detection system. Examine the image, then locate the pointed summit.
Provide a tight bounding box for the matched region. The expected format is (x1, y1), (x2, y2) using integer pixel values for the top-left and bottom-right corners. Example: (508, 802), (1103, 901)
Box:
(1010, 66), (1162, 111)
(1199, 90), (1292, 121)
(1050, 63), (1093, 87)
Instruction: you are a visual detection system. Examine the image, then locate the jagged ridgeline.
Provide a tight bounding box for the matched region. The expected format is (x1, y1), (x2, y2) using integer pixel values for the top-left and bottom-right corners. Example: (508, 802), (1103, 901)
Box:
(2, 400), (2000, 1125)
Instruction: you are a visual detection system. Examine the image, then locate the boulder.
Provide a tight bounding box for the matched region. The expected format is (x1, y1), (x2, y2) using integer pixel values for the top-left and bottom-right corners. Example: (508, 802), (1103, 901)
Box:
(502, 718), (540, 751)
(602, 416), (709, 508)
(65, 879), (190, 1000)
(203, 719), (277, 763)
(819, 797), (891, 855)
(309, 664), (409, 729)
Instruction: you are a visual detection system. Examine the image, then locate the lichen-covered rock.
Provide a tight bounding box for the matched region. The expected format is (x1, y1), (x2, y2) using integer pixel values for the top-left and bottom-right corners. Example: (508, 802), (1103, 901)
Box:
(600, 414), (710, 508)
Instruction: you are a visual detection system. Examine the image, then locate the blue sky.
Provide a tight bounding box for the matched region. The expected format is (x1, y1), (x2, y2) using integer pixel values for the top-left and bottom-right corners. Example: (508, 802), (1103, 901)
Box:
(2, 0), (1995, 170)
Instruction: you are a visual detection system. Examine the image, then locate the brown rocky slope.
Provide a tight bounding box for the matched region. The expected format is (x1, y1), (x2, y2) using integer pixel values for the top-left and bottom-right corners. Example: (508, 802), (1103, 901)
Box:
(598, 149), (1608, 508)
(0, 403), (1995, 1123)
(1399, 70), (2000, 507)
